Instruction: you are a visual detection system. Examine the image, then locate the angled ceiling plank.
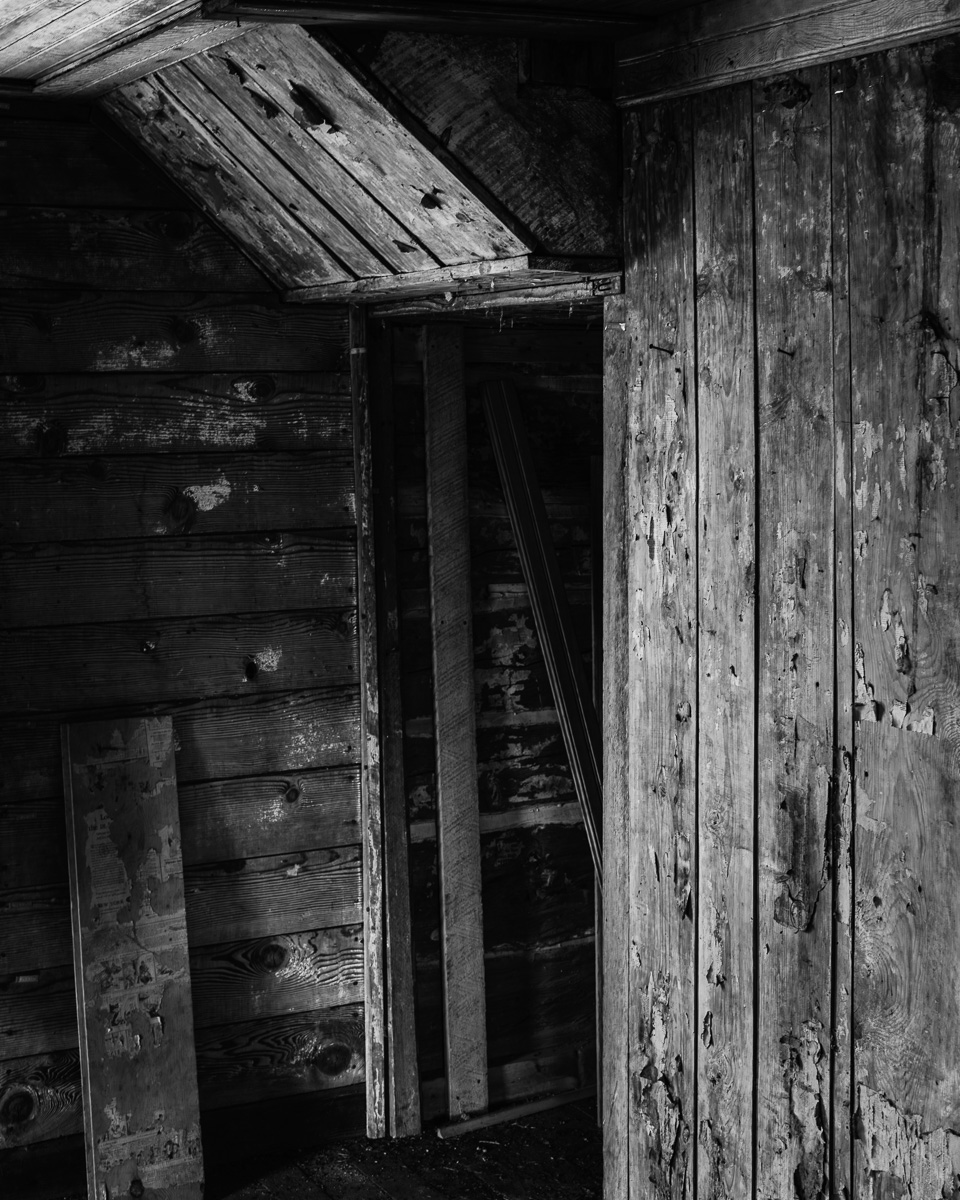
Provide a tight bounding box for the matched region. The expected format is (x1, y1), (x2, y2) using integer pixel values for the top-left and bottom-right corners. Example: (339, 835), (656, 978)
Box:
(36, 14), (250, 96)
(0, 0), (197, 80)
(102, 73), (350, 287)
(226, 24), (532, 266)
(185, 47), (440, 275)
(161, 58), (388, 279)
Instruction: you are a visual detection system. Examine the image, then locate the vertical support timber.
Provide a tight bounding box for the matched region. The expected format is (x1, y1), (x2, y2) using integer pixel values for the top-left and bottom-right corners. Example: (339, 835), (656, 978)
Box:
(62, 715), (203, 1200)
(423, 323), (488, 1120)
(694, 83), (756, 1200)
(352, 305), (387, 1139)
(754, 66), (835, 1200)
(369, 317), (421, 1138)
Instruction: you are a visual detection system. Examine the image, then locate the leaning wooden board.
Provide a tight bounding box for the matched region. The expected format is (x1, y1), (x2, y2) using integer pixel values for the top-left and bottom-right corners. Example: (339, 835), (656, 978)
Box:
(62, 715), (203, 1200)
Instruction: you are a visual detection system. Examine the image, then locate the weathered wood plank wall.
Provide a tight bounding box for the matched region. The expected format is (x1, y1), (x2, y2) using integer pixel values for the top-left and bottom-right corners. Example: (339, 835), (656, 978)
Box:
(607, 34), (960, 1200)
(391, 320), (600, 1118)
(0, 100), (367, 1153)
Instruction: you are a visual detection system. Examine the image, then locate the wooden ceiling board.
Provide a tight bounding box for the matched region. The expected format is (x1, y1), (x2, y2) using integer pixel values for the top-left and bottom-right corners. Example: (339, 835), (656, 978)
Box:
(185, 46), (439, 273)
(160, 58), (393, 277)
(0, 0), (198, 80)
(36, 13), (248, 95)
(103, 73), (352, 287)
(224, 24), (532, 265)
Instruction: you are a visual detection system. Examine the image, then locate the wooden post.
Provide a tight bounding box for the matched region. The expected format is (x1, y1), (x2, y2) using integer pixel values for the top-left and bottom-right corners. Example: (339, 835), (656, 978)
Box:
(369, 317), (421, 1137)
(351, 305), (387, 1138)
(481, 380), (602, 882)
(423, 323), (488, 1120)
(62, 715), (203, 1200)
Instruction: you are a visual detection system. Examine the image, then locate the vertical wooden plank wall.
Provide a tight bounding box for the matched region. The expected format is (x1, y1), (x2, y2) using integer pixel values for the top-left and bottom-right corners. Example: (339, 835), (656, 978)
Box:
(0, 102), (369, 1154)
(609, 33), (960, 1200)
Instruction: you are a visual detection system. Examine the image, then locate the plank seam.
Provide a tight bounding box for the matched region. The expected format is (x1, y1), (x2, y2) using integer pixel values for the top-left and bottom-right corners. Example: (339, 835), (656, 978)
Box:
(690, 92), (701, 1200)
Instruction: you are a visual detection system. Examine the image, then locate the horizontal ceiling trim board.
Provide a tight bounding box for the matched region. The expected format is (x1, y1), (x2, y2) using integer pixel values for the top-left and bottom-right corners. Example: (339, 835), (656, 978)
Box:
(368, 275), (621, 318)
(0, 0), (198, 81)
(36, 13), (249, 96)
(102, 74), (349, 288)
(159, 57), (392, 279)
(616, 0), (960, 104)
(188, 41), (440, 275)
(223, 24), (530, 267)
(200, 0), (650, 35)
(285, 256), (622, 302)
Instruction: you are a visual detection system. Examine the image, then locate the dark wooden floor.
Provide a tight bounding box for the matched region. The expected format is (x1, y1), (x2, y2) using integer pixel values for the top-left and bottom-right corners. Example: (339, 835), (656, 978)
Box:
(1, 1098), (602, 1200)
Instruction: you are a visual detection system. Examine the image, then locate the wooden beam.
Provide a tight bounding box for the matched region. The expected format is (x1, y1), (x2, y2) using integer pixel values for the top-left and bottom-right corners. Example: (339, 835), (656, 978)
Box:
(62, 715), (203, 1200)
(369, 319), (421, 1138)
(351, 307), (388, 1139)
(202, 0), (649, 35)
(482, 380), (602, 883)
(35, 16), (250, 97)
(284, 257), (621, 304)
(616, 0), (960, 106)
(371, 276), (621, 319)
(423, 324), (488, 1120)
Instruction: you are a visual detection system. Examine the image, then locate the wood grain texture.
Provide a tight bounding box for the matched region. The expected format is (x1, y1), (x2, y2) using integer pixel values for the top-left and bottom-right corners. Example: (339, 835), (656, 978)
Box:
(0, 289), (349, 373)
(0, 206), (266, 291)
(619, 103), (697, 1200)
(0, 1050), (81, 1148)
(0, 371), (351, 456)
(37, 14), (249, 95)
(350, 308), (387, 1138)
(184, 47), (437, 276)
(0, 0), (198, 80)
(104, 73), (346, 290)
(694, 84), (756, 1200)
(601, 289), (629, 1200)
(62, 715), (203, 1200)
(616, 0), (960, 105)
(753, 68), (834, 1200)
(830, 58), (855, 1200)
(221, 25), (529, 265)
(0, 925), (364, 1058)
(0, 532), (356, 629)
(348, 31), (619, 257)
(0, 687), (360, 808)
(0, 450), (354, 541)
(184, 845), (362, 947)
(369, 319), (421, 1137)
(195, 1004), (365, 1109)
(845, 43), (960, 1196)
(189, 925), (364, 1028)
(423, 323), (488, 1118)
(159, 59), (391, 281)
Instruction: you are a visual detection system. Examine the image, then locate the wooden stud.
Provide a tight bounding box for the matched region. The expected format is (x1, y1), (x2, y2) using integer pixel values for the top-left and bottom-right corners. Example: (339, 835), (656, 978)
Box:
(62, 715), (203, 1200)
(694, 84), (756, 1200)
(753, 67), (834, 1200)
(351, 306), (388, 1139)
(616, 0), (960, 107)
(481, 379), (602, 881)
(423, 323), (488, 1119)
(369, 320), (421, 1137)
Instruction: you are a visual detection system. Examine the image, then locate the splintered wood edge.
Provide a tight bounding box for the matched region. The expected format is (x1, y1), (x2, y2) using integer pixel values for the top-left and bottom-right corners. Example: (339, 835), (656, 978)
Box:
(283, 259), (623, 304)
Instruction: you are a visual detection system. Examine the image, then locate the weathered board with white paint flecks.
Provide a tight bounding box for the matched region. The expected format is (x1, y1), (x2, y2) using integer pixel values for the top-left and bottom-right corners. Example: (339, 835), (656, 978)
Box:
(61, 714), (203, 1200)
